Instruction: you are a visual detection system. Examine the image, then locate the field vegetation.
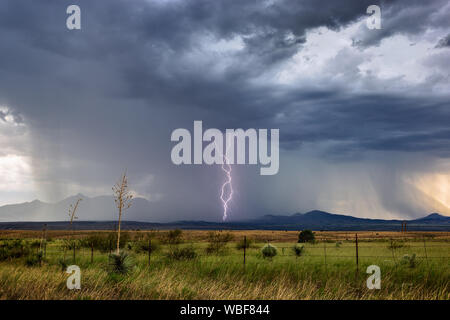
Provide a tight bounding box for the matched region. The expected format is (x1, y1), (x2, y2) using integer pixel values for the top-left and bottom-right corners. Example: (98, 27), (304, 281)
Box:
(0, 230), (448, 300)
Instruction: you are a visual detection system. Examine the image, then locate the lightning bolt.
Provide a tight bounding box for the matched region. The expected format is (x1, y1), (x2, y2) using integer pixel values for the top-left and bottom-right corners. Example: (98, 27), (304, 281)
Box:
(220, 143), (233, 221)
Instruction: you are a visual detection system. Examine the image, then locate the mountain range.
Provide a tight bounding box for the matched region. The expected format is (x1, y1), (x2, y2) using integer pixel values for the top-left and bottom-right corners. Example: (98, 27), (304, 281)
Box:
(0, 194), (449, 231)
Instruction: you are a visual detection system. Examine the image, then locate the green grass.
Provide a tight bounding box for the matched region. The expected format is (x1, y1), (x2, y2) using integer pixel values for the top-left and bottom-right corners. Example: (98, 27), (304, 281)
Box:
(0, 239), (448, 300)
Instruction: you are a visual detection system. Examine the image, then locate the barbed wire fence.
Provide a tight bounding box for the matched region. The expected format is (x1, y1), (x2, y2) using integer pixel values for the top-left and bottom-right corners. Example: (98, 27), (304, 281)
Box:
(2, 232), (449, 276)
(31, 233), (449, 277)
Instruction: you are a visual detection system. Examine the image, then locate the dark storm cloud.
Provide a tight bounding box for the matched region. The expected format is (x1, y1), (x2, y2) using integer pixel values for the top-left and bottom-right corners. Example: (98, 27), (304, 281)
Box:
(436, 34), (450, 48)
(0, 0), (373, 62)
(275, 94), (450, 158)
(0, 0), (449, 220)
(352, 0), (450, 47)
(1, 0), (447, 150)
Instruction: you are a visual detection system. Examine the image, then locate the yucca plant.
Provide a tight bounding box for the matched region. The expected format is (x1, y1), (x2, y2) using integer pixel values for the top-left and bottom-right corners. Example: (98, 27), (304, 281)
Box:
(108, 251), (134, 274)
(112, 172), (133, 254)
(401, 253), (417, 268)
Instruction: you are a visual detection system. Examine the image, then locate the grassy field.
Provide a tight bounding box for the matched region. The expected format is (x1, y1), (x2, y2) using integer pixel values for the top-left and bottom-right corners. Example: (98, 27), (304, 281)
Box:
(0, 230), (448, 300)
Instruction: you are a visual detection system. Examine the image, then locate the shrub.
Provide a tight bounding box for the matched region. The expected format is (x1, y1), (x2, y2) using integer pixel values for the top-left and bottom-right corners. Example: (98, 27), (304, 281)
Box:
(293, 244), (304, 257)
(62, 239), (81, 251)
(335, 241), (342, 248)
(131, 239), (160, 254)
(78, 233), (130, 253)
(25, 252), (43, 267)
(80, 234), (105, 250)
(58, 258), (68, 271)
(167, 246), (197, 260)
(401, 254), (417, 268)
(164, 229), (183, 245)
(388, 241), (406, 250)
(236, 238), (253, 250)
(206, 232), (233, 254)
(0, 240), (31, 261)
(261, 244), (277, 259)
(108, 252), (134, 274)
(29, 240), (41, 249)
(298, 230), (315, 243)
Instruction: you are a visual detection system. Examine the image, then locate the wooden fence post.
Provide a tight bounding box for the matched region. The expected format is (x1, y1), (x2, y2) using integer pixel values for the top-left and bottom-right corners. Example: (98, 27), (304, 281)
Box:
(43, 224), (47, 258)
(323, 242), (327, 272)
(355, 233), (359, 274)
(390, 238), (397, 265)
(73, 243), (76, 263)
(243, 236), (247, 268)
(423, 237), (429, 268)
(91, 243), (94, 263)
(148, 239), (151, 266)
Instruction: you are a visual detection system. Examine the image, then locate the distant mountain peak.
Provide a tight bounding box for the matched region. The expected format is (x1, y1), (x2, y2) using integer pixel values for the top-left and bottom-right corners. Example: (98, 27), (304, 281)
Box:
(303, 210), (332, 216)
(426, 213), (444, 217)
(417, 213), (448, 221)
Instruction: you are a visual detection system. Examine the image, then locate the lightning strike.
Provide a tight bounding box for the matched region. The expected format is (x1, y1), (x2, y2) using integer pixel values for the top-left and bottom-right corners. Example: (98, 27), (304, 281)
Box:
(220, 147), (233, 221)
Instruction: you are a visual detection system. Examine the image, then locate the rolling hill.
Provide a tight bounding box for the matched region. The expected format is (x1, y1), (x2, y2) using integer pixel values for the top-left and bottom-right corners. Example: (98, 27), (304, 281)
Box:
(0, 195), (448, 231)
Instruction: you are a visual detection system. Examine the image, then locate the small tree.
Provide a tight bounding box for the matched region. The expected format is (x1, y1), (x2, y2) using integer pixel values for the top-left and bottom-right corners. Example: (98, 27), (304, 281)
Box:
(68, 198), (82, 231)
(112, 172), (133, 254)
(67, 198), (82, 261)
(298, 230), (315, 243)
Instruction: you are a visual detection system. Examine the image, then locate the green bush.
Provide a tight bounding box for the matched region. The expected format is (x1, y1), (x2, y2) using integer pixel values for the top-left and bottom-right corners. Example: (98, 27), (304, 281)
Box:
(29, 240), (41, 249)
(388, 241), (407, 250)
(164, 229), (183, 245)
(0, 240), (31, 261)
(206, 232), (233, 254)
(293, 244), (304, 257)
(131, 239), (160, 254)
(62, 239), (81, 251)
(25, 251), (43, 267)
(167, 246), (197, 260)
(298, 230), (315, 243)
(78, 232), (130, 252)
(261, 244), (277, 259)
(236, 238), (253, 250)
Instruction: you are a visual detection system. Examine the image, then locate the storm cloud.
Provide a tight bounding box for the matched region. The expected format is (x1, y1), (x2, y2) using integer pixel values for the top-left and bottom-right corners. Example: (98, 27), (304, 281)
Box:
(0, 0), (449, 221)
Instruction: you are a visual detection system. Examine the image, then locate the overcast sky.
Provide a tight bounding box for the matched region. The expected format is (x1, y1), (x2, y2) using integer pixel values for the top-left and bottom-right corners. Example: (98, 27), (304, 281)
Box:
(0, 0), (449, 221)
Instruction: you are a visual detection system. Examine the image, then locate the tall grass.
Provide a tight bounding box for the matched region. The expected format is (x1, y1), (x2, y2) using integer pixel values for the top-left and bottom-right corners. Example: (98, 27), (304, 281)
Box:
(0, 236), (448, 300)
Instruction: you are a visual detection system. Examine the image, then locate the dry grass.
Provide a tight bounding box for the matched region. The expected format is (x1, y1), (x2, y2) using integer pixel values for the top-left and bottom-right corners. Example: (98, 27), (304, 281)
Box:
(0, 260), (447, 300)
(0, 230), (448, 300)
